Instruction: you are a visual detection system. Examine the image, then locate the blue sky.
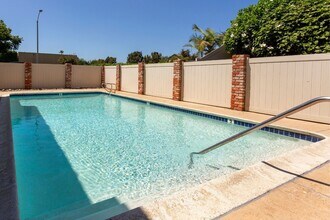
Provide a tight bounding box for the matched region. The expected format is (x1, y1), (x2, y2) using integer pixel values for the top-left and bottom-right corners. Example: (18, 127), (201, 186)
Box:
(1, 0), (258, 62)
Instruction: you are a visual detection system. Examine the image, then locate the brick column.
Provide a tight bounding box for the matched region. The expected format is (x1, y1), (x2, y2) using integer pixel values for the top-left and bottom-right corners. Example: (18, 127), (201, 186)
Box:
(173, 59), (183, 101)
(138, 62), (145, 95)
(101, 65), (105, 87)
(116, 64), (121, 91)
(231, 54), (249, 111)
(65, 63), (72, 89)
(24, 62), (32, 89)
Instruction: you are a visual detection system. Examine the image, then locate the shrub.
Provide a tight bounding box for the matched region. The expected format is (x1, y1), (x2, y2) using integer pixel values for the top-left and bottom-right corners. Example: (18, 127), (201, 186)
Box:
(224, 0), (330, 57)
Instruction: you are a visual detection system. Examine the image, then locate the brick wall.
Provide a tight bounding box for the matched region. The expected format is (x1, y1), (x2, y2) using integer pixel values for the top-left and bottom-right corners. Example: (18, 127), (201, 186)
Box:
(24, 62), (32, 90)
(138, 62), (145, 95)
(116, 64), (121, 91)
(65, 63), (72, 89)
(231, 55), (249, 111)
(173, 59), (183, 101)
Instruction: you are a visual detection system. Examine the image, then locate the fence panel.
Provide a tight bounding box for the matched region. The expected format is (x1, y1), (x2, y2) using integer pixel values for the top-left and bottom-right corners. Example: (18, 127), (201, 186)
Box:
(248, 54), (330, 123)
(105, 66), (116, 84)
(32, 64), (65, 89)
(71, 65), (101, 88)
(121, 65), (138, 93)
(145, 63), (173, 98)
(0, 63), (25, 89)
(183, 60), (232, 108)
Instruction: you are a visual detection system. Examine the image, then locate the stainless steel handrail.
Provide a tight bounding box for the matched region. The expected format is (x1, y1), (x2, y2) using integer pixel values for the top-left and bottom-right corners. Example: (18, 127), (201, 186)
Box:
(189, 96), (330, 168)
(102, 83), (117, 93)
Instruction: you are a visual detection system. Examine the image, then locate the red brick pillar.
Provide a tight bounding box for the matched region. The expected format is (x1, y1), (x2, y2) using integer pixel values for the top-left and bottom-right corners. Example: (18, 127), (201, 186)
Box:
(101, 65), (105, 87)
(138, 62), (145, 95)
(173, 59), (183, 101)
(24, 62), (32, 90)
(116, 64), (121, 91)
(65, 63), (72, 89)
(231, 55), (249, 111)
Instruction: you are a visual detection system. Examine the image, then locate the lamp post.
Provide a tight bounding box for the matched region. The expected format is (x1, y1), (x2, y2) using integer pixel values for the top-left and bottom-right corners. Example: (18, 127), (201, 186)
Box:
(36, 9), (43, 63)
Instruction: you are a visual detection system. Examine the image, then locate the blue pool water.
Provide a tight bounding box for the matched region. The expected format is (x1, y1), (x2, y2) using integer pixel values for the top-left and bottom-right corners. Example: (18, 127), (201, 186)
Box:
(10, 93), (311, 219)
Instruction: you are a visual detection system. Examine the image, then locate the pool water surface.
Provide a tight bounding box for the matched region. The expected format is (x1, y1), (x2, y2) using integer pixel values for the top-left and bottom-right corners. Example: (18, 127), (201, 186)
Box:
(10, 93), (311, 219)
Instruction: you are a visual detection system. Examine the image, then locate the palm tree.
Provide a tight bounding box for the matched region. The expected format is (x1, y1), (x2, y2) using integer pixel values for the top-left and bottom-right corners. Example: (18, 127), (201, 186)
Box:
(59, 50), (64, 55)
(185, 24), (224, 58)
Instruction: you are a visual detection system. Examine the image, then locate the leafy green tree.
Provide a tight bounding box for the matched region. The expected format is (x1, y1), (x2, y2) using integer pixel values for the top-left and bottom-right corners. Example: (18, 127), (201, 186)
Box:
(78, 58), (89, 65)
(59, 50), (64, 55)
(185, 24), (224, 57)
(127, 51), (143, 64)
(105, 56), (116, 64)
(90, 59), (106, 65)
(169, 49), (197, 62)
(224, 0), (330, 57)
(150, 52), (162, 63)
(0, 51), (18, 62)
(0, 20), (22, 62)
(143, 55), (151, 63)
(58, 56), (78, 64)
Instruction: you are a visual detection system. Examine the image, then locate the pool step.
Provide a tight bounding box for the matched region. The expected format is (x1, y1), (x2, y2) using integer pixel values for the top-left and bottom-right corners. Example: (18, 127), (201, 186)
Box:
(46, 197), (143, 220)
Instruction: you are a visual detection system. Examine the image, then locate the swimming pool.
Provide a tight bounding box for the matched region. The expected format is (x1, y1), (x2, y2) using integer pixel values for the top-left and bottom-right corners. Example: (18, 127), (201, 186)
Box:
(10, 93), (318, 219)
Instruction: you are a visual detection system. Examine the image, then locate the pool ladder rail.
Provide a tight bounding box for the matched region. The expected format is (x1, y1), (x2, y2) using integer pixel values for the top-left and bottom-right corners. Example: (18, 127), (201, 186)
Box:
(189, 96), (330, 168)
(102, 83), (117, 94)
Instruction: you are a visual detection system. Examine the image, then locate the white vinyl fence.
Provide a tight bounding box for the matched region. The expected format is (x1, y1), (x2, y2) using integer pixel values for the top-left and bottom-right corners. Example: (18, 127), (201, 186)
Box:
(183, 60), (232, 108)
(121, 65), (138, 93)
(105, 66), (116, 84)
(0, 63), (25, 89)
(32, 64), (65, 89)
(145, 63), (173, 98)
(71, 65), (102, 88)
(248, 54), (330, 123)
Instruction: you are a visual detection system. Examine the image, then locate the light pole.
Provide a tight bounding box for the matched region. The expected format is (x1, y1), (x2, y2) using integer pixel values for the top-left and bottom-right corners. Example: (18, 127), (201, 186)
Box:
(36, 9), (43, 63)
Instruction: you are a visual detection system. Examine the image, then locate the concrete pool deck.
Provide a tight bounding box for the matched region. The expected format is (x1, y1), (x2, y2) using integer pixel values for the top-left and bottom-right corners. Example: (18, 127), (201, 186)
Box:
(1, 89), (329, 219)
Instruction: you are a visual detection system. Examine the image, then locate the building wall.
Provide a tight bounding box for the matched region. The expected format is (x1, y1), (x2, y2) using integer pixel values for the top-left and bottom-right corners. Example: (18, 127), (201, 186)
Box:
(104, 66), (116, 84)
(248, 54), (330, 123)
(183, 60), (232, 108)
(145, 63), (173, 98)
(71, 65), (102, 88)
(32, 64), (65, 89)
(0, 63), (25, 89)
(121, 65), (138, 93)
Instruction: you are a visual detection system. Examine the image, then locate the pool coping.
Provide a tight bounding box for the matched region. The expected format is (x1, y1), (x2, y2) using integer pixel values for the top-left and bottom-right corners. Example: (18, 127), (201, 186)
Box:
(1, 89), (329, 219)
(0, 95), (19, 220)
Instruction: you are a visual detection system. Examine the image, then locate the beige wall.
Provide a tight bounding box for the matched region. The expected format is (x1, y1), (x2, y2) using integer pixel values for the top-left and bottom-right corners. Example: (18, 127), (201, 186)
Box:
(105, 66), (116, 84)
(0, 63), (25, 89)
(248, 54), (330, 123)
(71, 65), (102, 88)
(145, 63), (173, 98)
(121, 65), (138, 93)
(183, 60), (232, 108)
(32, 64), (65, 89)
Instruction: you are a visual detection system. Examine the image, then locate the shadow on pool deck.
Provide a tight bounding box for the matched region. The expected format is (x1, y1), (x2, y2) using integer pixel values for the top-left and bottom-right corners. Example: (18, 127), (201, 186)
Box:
(262, 161), (330, 186)
(9, 99), (138, 219)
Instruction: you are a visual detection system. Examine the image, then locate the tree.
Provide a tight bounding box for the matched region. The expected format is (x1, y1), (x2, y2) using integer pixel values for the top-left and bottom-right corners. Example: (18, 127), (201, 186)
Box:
(169, 49), (197, 62)
(127, 51), (143, 64)
(143, 55), (151, 63)
(0, 51), (18, 62)
(143, 52), (163, 63)
(150, 52), (162, 63)
(185, 24), (224, 57)
(0, 20), (22, 62)
(59, 50), (64, 55)
(224, 0), (330, 57)
(105, 56), (116, 64)
(58, 56), (78, 64)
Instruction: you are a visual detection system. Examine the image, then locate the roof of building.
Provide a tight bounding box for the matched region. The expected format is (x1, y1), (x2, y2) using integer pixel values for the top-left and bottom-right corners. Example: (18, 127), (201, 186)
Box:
(18, 52), (78, 64)
(199, 46), (231, 61)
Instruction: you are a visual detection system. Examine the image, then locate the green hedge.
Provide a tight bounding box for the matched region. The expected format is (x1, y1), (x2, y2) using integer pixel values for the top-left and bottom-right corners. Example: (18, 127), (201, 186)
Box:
(224, 0), (330, 57)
